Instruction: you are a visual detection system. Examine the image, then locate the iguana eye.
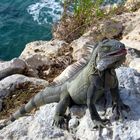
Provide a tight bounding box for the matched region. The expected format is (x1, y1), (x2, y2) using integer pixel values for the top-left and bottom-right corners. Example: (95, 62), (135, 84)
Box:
(102, 46), (110, 51)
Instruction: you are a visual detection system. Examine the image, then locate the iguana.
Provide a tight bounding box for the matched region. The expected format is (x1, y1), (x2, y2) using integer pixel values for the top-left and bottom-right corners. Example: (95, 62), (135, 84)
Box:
(0, 39), (130, 130)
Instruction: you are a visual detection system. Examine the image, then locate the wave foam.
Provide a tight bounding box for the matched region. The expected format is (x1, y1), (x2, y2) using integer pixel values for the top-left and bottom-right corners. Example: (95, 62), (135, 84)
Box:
(27, 0), (63, 25)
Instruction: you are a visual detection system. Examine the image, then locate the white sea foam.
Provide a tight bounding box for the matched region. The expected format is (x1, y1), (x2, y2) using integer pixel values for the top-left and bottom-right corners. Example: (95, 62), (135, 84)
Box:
(27, 0), (63, 25)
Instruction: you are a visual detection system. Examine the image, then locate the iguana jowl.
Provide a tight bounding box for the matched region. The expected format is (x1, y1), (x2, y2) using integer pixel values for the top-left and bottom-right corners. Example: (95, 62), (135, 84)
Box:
(0, 39), (130, 129)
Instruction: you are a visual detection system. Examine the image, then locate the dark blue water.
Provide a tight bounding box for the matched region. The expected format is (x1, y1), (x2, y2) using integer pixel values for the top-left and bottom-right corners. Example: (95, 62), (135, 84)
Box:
(0, 0), (122, 60)
(0, 0), (62, 60)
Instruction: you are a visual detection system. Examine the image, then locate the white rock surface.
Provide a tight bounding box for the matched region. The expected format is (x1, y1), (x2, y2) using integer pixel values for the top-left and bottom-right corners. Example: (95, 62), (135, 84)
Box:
(125, 48), (140, 65)
(0, 58), (27, 80)
(0, 74), (48, 98)
(99, 20), (123, 38)
(120, 9), (140, 51)
(116, 67), (140, 93)
(125, 0), (140, 10)
(0, 104), (72, 140)
(87, 19), (123, 40)
(0, 67), (140, 140)
(70, 36), (95, 61)
(20, 40), (68, 70)
(71, 19), (123, 61)
(129, 58), (140, 72)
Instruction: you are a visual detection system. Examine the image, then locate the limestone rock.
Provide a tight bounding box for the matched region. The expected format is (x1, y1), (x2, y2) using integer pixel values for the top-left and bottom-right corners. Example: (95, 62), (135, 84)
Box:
(85, 20), (123, 41)
(0, 103), (73, 140)
(114, 7), (140, 34)
(0, 58), (27, 80)
(71, 20), (123, 61)
(68, 117), (79, 133)
(118, 9), (140, 51)
(116, 67), (140, 93)
(53, 19), (123, 62)
(76, 67), (140, 140)
(121, 24), (140, 51)
(70, 36), (95, 61)
(0, 67), (140, 140)
(99, 20), (123, 39)
(125, 48), (140, 66)
(129, 58), (140, 72)
(125, 0), (140, 11)
(0, 74), (48, 98)
(20, 40), (68, 70)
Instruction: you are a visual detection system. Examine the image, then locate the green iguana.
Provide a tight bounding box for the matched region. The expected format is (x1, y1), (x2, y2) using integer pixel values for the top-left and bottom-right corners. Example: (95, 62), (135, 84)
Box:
(0, 39), (130, 130)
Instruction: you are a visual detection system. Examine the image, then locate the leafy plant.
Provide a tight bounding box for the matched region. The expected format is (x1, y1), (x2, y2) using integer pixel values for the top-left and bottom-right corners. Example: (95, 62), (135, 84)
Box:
(73, 0), (104, 23)
(55, 0), (123, 43)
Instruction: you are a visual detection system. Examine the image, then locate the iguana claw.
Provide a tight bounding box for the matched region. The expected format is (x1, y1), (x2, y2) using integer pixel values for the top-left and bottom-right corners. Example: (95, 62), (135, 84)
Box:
(112, 102), (130, 120)
(93, 119), (111, 130)
(52, 115), (66, 129)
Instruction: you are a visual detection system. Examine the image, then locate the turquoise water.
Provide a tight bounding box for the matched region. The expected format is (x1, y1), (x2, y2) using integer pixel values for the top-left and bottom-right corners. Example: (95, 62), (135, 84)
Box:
(0, 0), (122, 60)
(0, 0), (62, 60)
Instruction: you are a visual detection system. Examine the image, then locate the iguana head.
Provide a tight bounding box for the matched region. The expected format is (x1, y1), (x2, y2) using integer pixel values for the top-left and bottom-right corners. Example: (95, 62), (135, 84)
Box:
(95, 39), (127, 71)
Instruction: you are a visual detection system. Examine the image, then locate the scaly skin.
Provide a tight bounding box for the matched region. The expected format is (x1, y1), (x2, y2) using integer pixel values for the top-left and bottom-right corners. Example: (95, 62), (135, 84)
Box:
(0, 39), (130, 130)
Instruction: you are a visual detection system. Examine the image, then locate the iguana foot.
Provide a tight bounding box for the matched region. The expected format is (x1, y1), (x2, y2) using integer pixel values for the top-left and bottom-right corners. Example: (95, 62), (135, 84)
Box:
(52, 115), (67, 129)
(112, 102), (130, 120)
(93, 119), (111, 130)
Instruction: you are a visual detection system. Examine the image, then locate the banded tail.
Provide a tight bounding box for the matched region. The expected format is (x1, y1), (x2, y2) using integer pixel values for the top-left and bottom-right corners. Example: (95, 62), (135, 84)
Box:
(0, 86), (61, 129)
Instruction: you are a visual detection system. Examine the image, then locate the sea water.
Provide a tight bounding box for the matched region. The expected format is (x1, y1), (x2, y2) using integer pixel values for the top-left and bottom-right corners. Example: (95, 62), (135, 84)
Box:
(0, 0), (63, 60)
(0, 0), (122, 60)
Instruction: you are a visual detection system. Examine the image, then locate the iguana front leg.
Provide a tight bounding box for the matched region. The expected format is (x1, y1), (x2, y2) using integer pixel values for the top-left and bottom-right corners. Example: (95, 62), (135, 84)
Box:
(53, 91), (70, 128)
(87, 76), (110, 129)
(110, 85), (130, 120)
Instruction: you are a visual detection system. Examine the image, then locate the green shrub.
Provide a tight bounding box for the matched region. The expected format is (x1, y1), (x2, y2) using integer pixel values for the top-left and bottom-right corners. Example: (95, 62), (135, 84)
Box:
(74, 0), (104, 20)
(55, 0), (125, 43)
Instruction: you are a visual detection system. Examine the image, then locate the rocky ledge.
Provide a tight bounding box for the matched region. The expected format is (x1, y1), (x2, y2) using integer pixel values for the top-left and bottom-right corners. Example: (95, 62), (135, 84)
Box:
(0, 67), (140, 140)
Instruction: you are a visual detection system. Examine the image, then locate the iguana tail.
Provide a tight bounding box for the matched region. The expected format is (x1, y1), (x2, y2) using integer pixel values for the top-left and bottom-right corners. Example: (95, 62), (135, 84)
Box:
(0, 86), (61, 130)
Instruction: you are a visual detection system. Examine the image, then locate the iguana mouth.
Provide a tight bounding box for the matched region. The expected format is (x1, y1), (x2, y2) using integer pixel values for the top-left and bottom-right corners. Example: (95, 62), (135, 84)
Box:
(108, 49), (127, 56)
